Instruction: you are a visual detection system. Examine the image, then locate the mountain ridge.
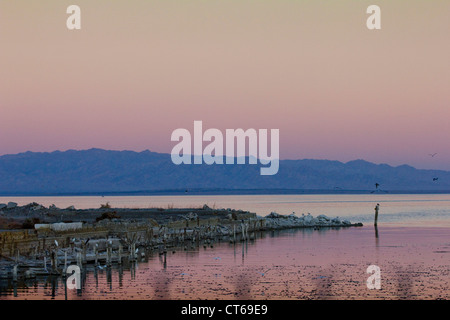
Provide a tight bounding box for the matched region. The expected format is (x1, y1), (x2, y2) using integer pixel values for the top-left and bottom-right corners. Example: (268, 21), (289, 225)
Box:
(0, 148), (449, 195)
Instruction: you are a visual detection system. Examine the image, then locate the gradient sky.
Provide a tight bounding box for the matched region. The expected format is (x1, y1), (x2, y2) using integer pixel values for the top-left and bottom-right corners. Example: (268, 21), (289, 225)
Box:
(1, 1), (449, 170)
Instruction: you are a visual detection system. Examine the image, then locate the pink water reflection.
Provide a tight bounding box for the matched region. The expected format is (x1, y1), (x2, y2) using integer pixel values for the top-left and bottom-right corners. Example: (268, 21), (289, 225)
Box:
(1, 226), (449, 300)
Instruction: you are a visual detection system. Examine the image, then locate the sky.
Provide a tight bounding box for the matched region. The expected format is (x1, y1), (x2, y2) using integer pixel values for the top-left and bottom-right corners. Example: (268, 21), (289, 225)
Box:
(1, 0), (449, 170)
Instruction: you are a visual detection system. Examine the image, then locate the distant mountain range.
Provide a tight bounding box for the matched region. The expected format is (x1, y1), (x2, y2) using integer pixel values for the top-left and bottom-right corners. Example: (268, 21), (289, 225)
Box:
(0, 148), (449, 195)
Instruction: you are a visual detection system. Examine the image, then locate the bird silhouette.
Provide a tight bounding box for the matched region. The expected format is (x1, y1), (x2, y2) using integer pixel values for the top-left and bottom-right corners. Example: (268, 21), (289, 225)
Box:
(429, 153), (437, 157)
(371, 183), (388, 193)
(433, 177), (439, 181)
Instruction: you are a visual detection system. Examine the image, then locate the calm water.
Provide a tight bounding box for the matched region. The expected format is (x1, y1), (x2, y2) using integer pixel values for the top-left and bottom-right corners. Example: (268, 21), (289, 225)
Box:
(1, 194), (449, 300)
(2, 193), (450, 227)
(1, 226), (449, 300)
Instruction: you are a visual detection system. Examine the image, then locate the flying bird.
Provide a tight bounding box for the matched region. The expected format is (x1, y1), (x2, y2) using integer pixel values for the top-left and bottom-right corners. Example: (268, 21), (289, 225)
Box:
(433, 177), (439, 181)
(429, 153), (438, 157)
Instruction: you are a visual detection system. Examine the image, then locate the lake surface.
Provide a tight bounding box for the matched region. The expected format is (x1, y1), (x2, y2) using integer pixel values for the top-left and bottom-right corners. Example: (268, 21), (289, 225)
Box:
(2, 193), (450, 227)
(0, 194), (449, 300)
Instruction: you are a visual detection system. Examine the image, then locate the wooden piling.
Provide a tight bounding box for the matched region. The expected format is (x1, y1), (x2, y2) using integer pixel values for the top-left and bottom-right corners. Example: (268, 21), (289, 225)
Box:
(130, 243), (136, 261)
(374, 203), (380, 226)
(106, 245), (112, 266)
(64, 252), (68, 273)
(77, 252), (82, 268)
(12, 265), (18, 282)
(118, 244), (123, 264)
(94, 245), (99, 265)
(53, 250), (58, 271)
(82, 243), (87, 264)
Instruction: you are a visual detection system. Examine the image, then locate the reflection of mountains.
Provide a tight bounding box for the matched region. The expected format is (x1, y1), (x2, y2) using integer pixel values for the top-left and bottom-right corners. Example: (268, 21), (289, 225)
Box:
(1, 148), (450, 194)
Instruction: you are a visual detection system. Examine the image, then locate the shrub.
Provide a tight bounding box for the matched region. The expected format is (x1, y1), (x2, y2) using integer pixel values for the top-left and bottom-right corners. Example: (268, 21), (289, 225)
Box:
(96, 211), (120, 222)
(22, 218), (42, 229)
(100, 202), (111, 209)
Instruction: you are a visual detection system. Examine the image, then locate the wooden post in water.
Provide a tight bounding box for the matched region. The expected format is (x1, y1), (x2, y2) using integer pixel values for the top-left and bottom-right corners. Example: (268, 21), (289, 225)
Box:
(77, 252), (82, 269)
(130, 243), (136, 261)
(51, 250), (57, 272)
(13, 264), (18, 282)
(118, 244), (123, 265)
(94, 244), (98, 265)
(64, 251), (68, 274)
(82, 243), (87, 264)
(374, 203), (380, 226)
(106, 243), (112, 266)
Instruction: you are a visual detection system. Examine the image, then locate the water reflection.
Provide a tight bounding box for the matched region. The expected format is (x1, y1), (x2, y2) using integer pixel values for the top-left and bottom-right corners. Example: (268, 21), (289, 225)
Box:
(0, 226), (448, 300)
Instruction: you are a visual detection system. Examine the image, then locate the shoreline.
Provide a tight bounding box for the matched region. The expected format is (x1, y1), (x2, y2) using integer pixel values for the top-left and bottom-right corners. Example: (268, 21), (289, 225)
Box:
(0, 202), (362, 280)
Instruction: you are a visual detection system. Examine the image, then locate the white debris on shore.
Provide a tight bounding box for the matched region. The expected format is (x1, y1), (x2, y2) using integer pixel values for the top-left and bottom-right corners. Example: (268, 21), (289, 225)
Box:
(263, 212), (353, 229)
(34, 222), (83, 232)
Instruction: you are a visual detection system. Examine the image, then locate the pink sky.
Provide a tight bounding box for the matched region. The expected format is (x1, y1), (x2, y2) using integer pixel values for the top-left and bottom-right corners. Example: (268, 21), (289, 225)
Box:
(1, 1), (449, 170)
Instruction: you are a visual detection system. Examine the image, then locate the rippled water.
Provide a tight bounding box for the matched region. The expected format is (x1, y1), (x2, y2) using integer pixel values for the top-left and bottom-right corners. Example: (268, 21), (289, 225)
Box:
(0, 194), (449, 299)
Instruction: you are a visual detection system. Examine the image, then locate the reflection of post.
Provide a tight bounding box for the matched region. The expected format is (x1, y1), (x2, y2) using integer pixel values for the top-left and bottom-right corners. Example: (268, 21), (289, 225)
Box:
(118, 265), (123, 288)
(107, 267), (112, 291)
(64, 273), (68, 300)
(374, 203), (380, 226)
